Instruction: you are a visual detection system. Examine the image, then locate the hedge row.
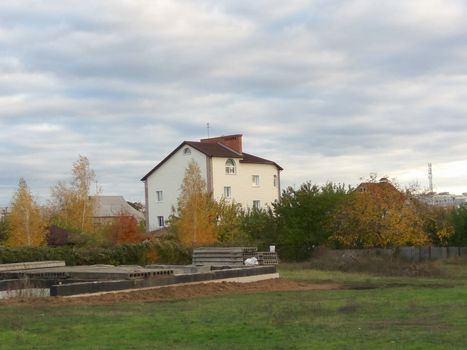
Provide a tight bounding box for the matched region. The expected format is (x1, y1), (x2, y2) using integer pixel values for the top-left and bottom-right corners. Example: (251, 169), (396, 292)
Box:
(0, 238), (191, 266)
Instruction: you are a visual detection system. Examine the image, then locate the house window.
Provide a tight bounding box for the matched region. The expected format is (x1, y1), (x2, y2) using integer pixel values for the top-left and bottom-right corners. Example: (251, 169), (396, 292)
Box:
(183, 147), (191, 155)
(224, 186), (232, 199)
(273, 175), (277, 187)
(225, 159), (236, 174)
(252, 175), (260, 187)
(253, 200), (261, 210)
(156, 190), (163, 202)
(158, 216), (165, 227)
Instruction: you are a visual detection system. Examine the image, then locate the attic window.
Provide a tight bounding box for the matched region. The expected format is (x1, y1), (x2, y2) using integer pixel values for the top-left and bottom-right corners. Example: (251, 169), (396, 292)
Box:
(183, 147), (191, 155)
(225, 159), (236, 174)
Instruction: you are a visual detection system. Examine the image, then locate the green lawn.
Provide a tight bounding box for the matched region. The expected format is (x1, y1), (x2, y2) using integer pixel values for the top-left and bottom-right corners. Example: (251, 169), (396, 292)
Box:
(2, 262), (467, 349)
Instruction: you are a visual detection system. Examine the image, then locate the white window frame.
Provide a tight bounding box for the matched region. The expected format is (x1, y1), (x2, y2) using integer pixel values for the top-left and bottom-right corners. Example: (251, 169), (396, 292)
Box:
(225, 159), (236, 174)
(253, 200), (261, 210)
(224, 186), (232, 199)
(252, 175), (260, 187)
(156, 190), (163, 202)
(157, 216), (165, 227)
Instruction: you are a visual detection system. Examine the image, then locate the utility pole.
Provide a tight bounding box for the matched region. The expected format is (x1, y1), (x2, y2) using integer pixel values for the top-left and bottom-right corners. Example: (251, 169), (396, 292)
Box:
(207, 122), (210, 138)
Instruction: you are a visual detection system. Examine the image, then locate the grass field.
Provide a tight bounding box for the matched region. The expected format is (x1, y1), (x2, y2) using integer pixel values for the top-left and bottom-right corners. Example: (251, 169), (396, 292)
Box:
(2, 260), (467, 349)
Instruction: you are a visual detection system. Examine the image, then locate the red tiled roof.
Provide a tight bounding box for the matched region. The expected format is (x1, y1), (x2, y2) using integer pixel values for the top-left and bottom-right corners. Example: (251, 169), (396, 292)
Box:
(240, 152), (283, 170)
(141, 141), (282, 181)
(185, 141), (242, 158)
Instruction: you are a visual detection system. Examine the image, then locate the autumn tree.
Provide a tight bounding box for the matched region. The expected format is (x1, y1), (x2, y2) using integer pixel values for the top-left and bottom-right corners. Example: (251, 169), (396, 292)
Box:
(6, 178), (46, 247)
(169, 161), (218, 247)
(412, 200), (454, 246)
(107, 212), (145, 244)
(329, 181), (430, 248)
(49, 155), (98, 233)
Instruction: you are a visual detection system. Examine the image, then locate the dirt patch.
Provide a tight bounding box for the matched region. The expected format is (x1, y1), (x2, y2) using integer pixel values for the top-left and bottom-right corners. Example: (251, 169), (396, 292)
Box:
(1, 278), (342, 306)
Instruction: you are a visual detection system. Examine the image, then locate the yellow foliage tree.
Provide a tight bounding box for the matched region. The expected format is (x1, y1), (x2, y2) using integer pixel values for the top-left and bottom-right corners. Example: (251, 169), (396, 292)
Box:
(170, 161), (218, 247)
(49, 155), (97, 233)
(329, 182), (430, 248)
(7, 178), (46, 247)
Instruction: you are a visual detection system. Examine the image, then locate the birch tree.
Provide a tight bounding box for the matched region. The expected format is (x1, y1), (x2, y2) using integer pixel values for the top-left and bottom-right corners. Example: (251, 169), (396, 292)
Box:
(49, 155), (97, 233)
(170, 161), (218, 247)
(7, 178), (46, 247)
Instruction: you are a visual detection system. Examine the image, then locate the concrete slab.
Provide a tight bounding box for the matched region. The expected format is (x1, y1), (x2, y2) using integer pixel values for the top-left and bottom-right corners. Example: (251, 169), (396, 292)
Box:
(1, 265), (174, 280)
(0, 261), (65, 272)
(64, 273), (280, 298)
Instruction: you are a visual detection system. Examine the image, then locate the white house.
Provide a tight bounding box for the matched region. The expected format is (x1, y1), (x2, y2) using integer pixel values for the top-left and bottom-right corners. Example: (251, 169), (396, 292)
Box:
(141, 134), (283, 232)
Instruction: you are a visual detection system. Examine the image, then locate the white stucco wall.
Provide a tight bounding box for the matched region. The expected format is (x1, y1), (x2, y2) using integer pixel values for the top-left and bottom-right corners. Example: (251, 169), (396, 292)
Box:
(145, 146), (207, 231)
(211, 157), (280, 209)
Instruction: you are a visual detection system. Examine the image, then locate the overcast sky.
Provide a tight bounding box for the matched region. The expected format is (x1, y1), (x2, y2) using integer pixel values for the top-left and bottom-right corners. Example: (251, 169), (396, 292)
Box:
(1, 0), (467, 206)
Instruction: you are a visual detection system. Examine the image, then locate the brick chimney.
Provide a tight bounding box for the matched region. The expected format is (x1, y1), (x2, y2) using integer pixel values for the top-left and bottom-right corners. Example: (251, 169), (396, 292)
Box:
(200, 134), (243, 153)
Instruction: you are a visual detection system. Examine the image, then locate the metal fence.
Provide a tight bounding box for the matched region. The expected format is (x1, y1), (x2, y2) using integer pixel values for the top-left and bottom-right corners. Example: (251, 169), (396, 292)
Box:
(326, 246), (467, 262)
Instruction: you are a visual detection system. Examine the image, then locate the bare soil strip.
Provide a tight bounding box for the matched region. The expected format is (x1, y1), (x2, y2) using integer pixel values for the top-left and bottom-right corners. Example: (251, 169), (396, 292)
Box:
(1, 278), (343, 306)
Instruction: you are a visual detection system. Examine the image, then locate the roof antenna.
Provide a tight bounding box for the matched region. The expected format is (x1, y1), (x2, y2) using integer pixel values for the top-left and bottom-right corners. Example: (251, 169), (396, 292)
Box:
(207, 122), (210, 138)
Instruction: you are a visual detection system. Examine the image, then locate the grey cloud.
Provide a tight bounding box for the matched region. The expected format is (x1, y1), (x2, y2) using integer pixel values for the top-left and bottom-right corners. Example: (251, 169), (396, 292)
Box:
(1, 0), (467, 205)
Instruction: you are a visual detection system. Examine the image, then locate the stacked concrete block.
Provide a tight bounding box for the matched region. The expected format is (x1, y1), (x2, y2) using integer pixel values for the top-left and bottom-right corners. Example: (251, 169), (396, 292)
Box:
(192, 247), (257, 266)
(256, 252), (279, 265)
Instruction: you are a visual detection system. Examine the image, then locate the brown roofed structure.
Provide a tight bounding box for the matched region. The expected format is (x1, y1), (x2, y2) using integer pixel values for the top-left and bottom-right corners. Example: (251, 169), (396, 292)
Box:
(185, 141), (242, 158)
(141, 135), (282, 181)
(240, 152), (283, 170)
(200, 134), (243, 153)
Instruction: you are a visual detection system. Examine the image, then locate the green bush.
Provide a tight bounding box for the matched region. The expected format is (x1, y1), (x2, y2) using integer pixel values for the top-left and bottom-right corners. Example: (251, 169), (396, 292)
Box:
(0, 237), (191, 266)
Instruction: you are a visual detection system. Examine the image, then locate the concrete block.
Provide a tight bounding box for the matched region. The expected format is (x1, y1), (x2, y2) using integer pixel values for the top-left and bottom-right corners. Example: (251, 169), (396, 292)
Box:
(50, 280), (135, 297)
(135, 276), (176, 288)
(191, 272), (214, 282)
(212, 269), (235, 280)
(174, 274), (194, 284)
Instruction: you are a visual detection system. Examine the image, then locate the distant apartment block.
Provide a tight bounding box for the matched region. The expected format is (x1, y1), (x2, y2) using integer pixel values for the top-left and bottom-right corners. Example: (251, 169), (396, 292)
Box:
(417, 192), (467, 207)
(0, 207), (11, 221)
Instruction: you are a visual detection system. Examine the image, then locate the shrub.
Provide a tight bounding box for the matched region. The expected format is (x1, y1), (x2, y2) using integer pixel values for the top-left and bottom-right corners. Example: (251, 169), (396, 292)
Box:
(0, 237), (191, 266)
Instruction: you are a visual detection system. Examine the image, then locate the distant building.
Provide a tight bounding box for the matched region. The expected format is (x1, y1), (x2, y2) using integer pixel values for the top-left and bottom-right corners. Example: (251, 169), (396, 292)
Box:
(141, 134), (283, 232)
(0, 207), (11, 221)
(355, 178), (405, 201)
(92, 196), (145, 225)
(416, 192), (467, 208)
